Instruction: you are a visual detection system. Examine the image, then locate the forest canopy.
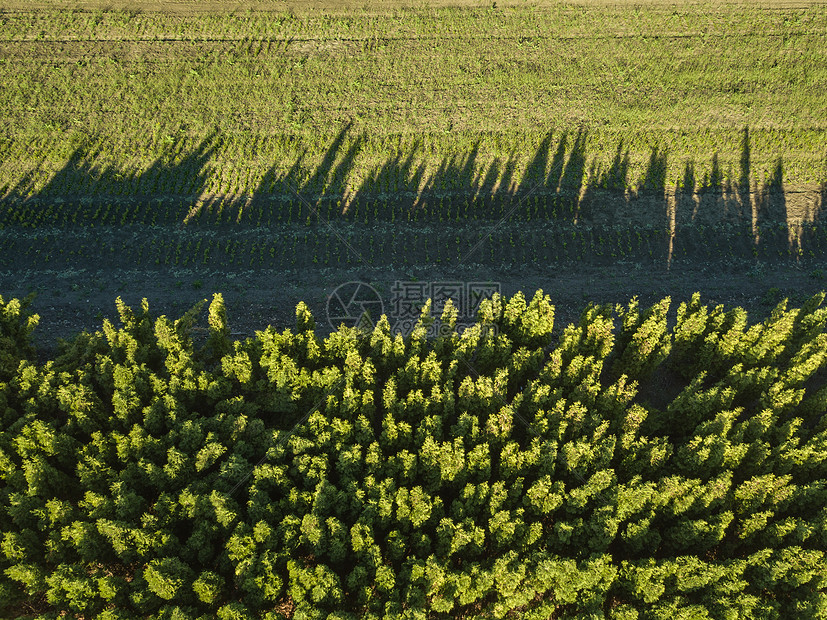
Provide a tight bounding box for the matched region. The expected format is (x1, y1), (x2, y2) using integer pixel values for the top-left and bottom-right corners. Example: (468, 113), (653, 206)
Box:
(0, 290), (825, 619)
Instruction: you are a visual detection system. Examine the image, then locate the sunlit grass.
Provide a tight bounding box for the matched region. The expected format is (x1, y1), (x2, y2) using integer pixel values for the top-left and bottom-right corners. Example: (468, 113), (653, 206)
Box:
(0, 3), (825, 197)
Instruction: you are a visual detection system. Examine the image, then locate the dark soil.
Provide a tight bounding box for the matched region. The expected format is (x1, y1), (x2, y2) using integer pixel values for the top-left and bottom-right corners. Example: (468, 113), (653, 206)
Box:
(4, 257), (824, 366)
(2, 186), (825, 361)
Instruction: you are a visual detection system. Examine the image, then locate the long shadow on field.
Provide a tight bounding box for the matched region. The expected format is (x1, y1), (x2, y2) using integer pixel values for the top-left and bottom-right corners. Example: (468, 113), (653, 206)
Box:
(0, 131), (220, 228)
(239, 123), (371, 225)
(2, 121), (825, 272)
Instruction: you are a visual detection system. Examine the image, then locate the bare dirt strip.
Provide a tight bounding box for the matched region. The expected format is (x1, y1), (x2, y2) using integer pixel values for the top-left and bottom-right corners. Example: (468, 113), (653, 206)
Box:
(5, 257), (826, 366)
(1, 182), (825, 362)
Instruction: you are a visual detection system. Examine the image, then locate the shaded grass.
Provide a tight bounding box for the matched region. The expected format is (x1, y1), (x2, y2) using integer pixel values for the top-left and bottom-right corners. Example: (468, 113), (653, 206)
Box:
(0, 123), (820, 274)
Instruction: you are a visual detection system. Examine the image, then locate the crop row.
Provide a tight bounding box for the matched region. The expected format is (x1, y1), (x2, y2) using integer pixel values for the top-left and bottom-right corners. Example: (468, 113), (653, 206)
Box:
(4, 222), (824, 272)
(2, 5), (820, 43)
(3, 126), (824, 204)
(0, 186), (808, 235)
(0, 193), (589, 229)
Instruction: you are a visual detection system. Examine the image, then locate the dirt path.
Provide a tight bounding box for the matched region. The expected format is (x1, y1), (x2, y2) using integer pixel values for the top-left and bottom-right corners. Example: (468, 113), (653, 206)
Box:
(5, 257), (822, 366)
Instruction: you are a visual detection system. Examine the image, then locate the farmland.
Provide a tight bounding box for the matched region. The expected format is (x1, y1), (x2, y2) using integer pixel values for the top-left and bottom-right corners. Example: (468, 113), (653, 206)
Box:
(2, 2), (827, 618)
(0, 0), (826, 349)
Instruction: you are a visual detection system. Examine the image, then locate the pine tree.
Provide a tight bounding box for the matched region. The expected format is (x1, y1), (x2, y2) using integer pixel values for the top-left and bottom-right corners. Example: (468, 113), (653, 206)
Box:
(0, 294), (39, 382)
(203, 293), (232, 367)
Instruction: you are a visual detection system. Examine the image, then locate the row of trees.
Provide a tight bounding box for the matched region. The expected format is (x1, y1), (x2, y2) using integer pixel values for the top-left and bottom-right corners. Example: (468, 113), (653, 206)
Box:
(0, 290), (825, 619)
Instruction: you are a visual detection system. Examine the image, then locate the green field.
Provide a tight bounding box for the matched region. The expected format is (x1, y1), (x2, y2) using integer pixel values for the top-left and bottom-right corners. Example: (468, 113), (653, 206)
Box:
(0, 0), (826, 345)
(1, 2), (826, 227)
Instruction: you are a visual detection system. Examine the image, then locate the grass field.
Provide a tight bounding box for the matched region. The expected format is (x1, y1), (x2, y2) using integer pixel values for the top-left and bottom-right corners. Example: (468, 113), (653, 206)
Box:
(2, 2), (825, 194)
(0, 0), (826, 352)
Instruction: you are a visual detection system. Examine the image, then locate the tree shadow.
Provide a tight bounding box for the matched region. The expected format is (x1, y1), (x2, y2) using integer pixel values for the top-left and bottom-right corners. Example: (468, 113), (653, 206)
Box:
(2, 121), (825, 272)
(737, 126), (751, 216)
(1, 130), (220, 228)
